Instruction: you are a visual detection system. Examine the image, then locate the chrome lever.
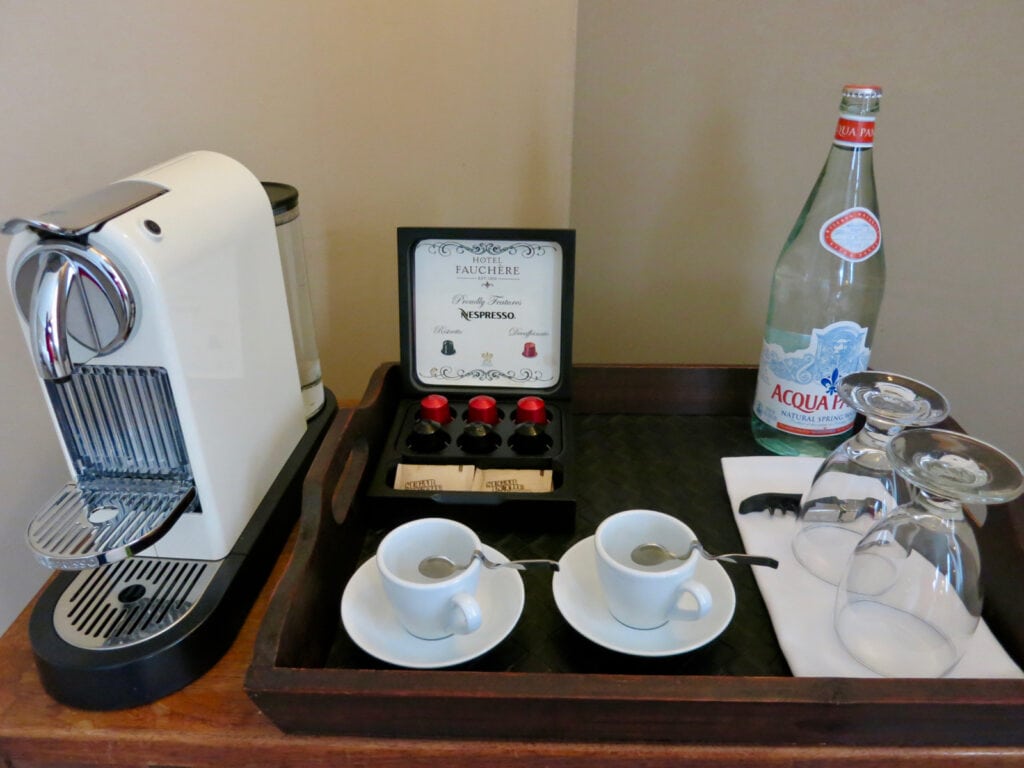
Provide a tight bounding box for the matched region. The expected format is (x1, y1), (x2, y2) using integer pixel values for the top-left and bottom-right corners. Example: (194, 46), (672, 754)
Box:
(15, 243), (136, 381)
(29, 251), (77, 381)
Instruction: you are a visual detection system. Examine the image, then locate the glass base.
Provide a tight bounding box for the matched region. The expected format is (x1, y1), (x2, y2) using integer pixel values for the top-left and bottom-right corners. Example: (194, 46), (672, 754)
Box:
(835, 600), (961, 677)
(791, 523), (866, 585)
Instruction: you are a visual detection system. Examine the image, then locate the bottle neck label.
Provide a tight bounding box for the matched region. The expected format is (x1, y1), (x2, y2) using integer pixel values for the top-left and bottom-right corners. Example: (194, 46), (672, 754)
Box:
(820, 207), (881, 262)
(834, 115), (875, 148)
(753, 321), (871, 438)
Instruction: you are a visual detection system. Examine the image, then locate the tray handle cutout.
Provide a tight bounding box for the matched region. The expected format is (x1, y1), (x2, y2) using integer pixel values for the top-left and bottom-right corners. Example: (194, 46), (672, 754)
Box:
(331, 438), (370, 525)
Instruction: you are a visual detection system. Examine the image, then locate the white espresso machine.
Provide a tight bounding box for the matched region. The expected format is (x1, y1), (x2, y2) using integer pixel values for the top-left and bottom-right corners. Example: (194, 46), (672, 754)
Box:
(3, 151), (335, 709)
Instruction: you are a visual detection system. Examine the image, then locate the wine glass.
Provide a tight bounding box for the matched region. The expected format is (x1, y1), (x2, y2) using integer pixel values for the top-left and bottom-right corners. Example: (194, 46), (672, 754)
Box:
(792, 371), (950, 585)
(834, 428), (1024, 677)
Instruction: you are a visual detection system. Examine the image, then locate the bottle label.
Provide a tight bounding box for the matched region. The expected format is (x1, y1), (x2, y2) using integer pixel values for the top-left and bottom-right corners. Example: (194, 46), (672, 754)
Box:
(753, 321), (871, 437)
(834, 115), (875, 148)
(820, 207), (881, 262)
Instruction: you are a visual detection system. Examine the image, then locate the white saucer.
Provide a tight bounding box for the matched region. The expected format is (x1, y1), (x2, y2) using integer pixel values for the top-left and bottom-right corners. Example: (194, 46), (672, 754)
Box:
(552, 536), (736, 657)
(340, 544), (525, 669)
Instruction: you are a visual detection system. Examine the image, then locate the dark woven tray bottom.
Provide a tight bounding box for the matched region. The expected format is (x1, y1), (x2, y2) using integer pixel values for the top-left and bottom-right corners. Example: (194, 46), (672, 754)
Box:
(327, 412), (790, 677)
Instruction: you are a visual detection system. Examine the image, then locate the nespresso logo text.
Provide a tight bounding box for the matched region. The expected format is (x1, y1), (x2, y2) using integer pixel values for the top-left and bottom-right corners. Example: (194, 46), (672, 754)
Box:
(459, 308), (516, 321)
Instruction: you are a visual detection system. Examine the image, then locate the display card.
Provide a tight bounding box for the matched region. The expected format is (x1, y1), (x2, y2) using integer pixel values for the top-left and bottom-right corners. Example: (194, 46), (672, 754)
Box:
(411, 238), (564, 390)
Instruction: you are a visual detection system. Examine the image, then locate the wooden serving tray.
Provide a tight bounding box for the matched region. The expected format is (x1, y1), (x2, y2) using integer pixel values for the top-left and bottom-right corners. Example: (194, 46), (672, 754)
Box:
(245, 364), (1024, 746)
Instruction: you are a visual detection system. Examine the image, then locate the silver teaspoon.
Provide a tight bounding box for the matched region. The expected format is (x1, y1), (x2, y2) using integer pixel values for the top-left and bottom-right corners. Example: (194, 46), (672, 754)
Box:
(418, 549), (560, 579)
(630, 541), (779, 569)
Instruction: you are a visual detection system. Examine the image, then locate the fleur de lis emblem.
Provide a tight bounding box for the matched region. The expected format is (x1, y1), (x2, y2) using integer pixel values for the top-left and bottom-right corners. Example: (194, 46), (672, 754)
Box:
(820, 367), (840, 396)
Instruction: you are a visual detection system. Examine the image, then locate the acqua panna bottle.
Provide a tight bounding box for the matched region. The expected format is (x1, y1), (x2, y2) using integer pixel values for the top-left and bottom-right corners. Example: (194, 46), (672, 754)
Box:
(751, 85), (885, 457)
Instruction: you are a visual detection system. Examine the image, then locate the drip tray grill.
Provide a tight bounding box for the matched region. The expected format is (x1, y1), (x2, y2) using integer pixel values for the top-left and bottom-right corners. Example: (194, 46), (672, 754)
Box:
(54, 556), (220, 650)
(27, 480), (196, 569)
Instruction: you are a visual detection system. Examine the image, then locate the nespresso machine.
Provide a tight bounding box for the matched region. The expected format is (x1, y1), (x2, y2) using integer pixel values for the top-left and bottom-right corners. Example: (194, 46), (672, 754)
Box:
(3, 151), (334, 709)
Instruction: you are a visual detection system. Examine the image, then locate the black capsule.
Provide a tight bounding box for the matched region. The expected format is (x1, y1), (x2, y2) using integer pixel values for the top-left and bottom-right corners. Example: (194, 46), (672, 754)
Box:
(407, 419), (450, 453)
(508, 421), (552, 455)
(457, 421), (501, 454)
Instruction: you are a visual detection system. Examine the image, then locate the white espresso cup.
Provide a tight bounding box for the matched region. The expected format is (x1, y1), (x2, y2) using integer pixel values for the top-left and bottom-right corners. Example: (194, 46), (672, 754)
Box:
(376, 517), (483, 640)
(595, 509), (714, 630)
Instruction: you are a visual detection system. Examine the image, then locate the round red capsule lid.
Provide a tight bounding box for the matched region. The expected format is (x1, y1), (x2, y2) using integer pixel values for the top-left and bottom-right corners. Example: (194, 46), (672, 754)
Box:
(419, 393), (452, 424)
(467, 395), (499, 425)
(516, 395), (547, 424)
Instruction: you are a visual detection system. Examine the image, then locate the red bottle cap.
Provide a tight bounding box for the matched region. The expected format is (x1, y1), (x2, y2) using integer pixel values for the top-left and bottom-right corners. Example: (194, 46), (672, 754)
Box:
(515, 395), (547, 424)
(467, 395), (499, 425)
(419, 393), (452, 424)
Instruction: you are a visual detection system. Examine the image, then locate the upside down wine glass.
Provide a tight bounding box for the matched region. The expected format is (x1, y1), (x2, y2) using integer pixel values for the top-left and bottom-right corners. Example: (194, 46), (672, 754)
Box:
(834, 428), (1024, 677)
(793, 371), (950, 585)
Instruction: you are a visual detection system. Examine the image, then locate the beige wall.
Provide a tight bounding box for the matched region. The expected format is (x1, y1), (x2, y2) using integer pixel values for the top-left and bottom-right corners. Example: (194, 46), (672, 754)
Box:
(0, 0), (577, 634)
(572, 0), (1024, 462)
(2, 0), (1022, 637)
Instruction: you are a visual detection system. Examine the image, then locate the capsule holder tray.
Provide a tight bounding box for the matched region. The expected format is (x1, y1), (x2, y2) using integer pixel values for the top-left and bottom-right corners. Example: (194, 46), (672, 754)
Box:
(366, 394), (574, 532)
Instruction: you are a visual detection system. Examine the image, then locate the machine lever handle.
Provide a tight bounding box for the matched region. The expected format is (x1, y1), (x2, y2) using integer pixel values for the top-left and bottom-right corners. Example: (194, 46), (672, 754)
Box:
(30, 251), (77, 381)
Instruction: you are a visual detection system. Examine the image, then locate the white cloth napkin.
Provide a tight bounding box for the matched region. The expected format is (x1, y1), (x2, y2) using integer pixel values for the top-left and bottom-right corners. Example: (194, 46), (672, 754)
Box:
(721, 455), (1023, 678)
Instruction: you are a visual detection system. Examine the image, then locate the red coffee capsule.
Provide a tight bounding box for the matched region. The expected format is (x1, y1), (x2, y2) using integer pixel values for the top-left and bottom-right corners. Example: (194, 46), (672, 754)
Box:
(515, 395), (548, 425)
(467, 394), (499, 425)
(419, 393), (452, 424)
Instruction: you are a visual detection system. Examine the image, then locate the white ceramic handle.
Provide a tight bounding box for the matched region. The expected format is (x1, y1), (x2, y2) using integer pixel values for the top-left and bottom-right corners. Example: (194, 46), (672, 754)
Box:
(447, 592), (482, 635)
(669, 579), (713, 622)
